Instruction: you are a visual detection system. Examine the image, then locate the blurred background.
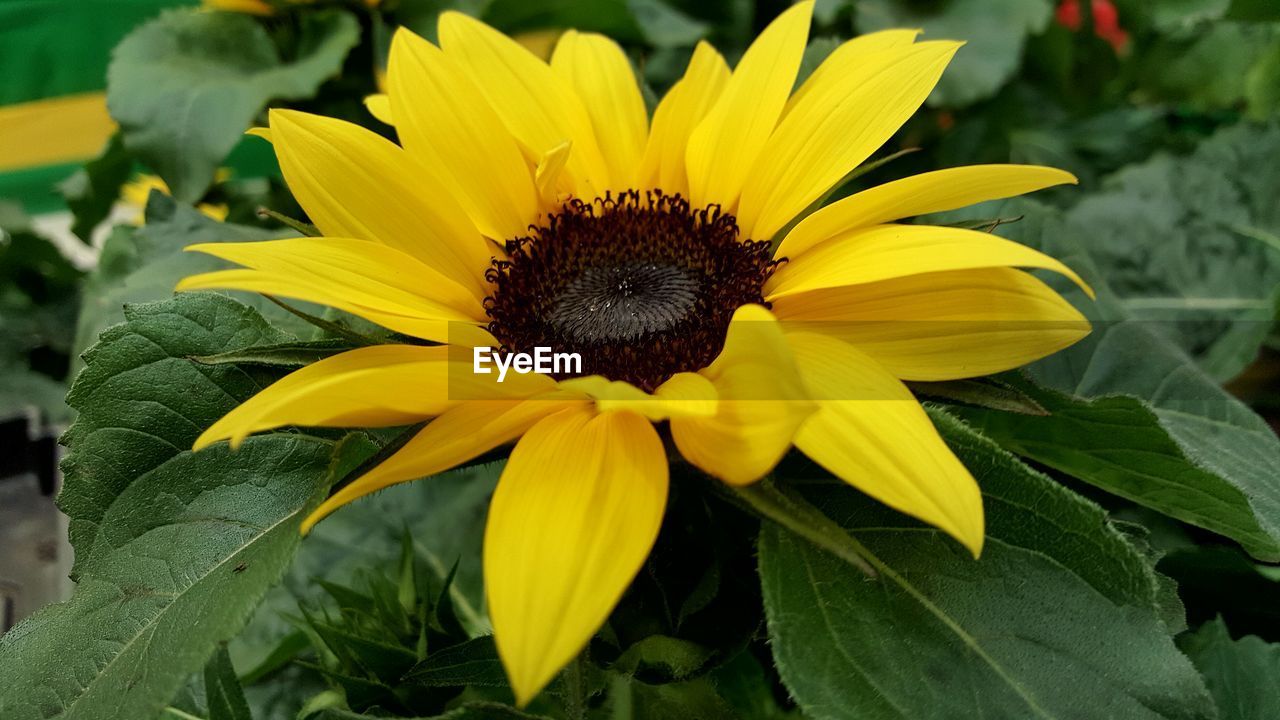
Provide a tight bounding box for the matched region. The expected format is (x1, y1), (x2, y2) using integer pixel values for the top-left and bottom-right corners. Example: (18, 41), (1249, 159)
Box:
(2, 0), (1279, 631)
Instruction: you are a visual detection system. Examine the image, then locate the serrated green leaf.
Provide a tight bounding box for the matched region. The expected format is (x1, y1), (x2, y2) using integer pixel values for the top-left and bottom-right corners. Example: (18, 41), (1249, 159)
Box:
(855, 0), (1053, 107)
(759, 410), (1214, 719)
(206, 645), (254, 720)
(404, 636), (508, 689)
(957, 368), (1280, 561)
(0, 432), (355, 720)
(60, 292), (294, 574)
(307, 620), (419, 681)
(0, 293), (369, 720)
(107, 8), (359, 202)
(1180, 618), (1280, 720)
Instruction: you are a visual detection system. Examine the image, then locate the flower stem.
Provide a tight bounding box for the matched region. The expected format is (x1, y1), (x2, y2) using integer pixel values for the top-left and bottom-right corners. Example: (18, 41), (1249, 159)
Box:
(728, 478), (878, 578)
(262, 295), (380, 347)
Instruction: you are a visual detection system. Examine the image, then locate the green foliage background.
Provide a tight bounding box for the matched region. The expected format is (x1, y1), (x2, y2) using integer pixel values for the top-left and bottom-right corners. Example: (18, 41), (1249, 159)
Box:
(2, 0), (1280, 719)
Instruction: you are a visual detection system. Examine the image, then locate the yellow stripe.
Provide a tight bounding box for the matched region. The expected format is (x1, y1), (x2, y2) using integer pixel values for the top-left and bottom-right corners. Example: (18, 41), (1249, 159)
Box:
(0, 92), (116, 173)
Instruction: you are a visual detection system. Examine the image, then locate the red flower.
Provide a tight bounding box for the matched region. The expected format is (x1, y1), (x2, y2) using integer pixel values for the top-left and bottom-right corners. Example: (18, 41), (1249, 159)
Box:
(1055, 0), (1129, 53)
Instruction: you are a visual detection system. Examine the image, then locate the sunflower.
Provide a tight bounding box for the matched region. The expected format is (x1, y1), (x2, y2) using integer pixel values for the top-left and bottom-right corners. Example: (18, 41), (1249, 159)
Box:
(177, 1), (1091, 704)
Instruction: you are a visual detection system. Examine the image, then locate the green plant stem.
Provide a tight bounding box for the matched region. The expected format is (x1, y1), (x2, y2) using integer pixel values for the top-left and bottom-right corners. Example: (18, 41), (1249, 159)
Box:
(727, 478), (878, 578)
(262, 294), (380, 347)
(163, 708), (206, 720)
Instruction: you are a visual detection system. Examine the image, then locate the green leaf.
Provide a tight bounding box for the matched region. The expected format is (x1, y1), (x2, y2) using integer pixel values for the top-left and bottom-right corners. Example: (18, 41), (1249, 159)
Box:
(855, 0), (1053, 107)
(60, 292), (292, 574)
(1135, 23), (1276, 115)
(759, 410), (1214, 719)
(1245, 40), (1280, 119)
(191, 339), (357, 369)
(1180, 618), (1280, 720)
(957, 367), (1280, 561)
(313, 703), (553, 719)
(404, 636), (508, 688)
(206, 645), (254, 720)
(628, 0), (710, 47)
(0, 202), (84, 421)
(0, 433), (358, 720)
(71, 193), (307, 368)
(0, 293), (369, 720)
(938, 185), (1280, 560)
(1152, 0), (1233, 31)
(1160, 545), (1280, 636)
(595, 675), (737, 720)
(230, 462), (499, 686)
(795, 36), (841, 89)
(107, 8), (359, 202)
(1062, 124), (1280, 372)
(483, 0), (647, 44)
(908, 377), (1048, 415)
(611, 635), (715, 681)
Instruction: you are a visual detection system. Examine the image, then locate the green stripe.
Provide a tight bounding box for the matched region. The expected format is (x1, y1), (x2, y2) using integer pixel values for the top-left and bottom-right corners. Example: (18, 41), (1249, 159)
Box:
(0, 0), (198, 106)
(0, 162), (81, 214)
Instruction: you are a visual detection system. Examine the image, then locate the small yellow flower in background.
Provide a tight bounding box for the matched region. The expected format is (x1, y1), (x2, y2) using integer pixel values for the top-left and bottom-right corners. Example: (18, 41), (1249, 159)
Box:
(122, 174), (228, 223)
(203, 0), (277, 14)
(203, 0), (379, 15)
(178, 2), (1091, 704)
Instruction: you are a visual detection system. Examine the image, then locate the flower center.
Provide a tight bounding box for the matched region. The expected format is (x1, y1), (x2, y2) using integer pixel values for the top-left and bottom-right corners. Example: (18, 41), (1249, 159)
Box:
(485, 190), (777, 392)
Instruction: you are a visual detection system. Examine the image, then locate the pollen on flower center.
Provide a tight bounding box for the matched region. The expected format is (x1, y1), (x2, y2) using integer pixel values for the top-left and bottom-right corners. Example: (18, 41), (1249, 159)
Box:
(484, 190), (778, 392)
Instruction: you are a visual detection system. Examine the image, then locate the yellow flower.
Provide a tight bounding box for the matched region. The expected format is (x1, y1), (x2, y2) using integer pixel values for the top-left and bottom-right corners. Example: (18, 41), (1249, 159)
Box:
(203, 0), (379, 15)
(122, 174), (229, 223)
(177, 2), (1091, 704)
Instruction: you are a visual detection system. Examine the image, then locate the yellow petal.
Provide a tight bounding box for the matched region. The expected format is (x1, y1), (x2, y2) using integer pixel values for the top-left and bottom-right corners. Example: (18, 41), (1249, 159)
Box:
(388, 27), (539, 241)
(776, 165), (1078, 259)
(535, 140), (574, 208)
(670, 305), (815, 485)
(639, 41), (730, 197)
(438, 12), (611, 196)
(786, 331), (984, 556)
(177, 237), (486, 344)
(550, 30), (648, 191)
(364, 93), (393, 125)
(558, 372), (717, 419)
(773, 267), (1091, 380)
(737, 41), (960, 241)
(302, 393), (586, 534)
(782, 29), (921, 116)
(685, 2), (813, 211)
(195, 345), (456, 451)
(486, 407), (668, 705)
(766, 223), (1093, 300)
(267, 109), (491, 298)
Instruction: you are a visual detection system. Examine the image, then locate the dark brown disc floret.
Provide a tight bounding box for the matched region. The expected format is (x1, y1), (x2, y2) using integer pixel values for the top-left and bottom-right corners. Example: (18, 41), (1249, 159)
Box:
(484, 190), (778, 392)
